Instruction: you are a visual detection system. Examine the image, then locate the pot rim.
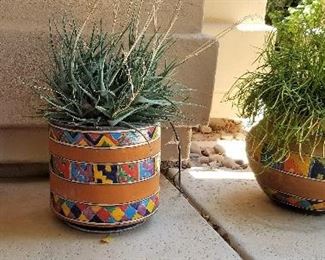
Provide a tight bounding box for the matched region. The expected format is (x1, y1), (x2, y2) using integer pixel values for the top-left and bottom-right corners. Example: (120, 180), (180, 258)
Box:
(49, 120), (160, 134)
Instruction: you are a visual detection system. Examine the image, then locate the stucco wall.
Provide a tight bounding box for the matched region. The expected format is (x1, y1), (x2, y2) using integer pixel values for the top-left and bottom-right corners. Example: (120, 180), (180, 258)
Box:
(0, 0), (218, 163)
(204, 0), (267, 23)
(203, 0), (270, 119)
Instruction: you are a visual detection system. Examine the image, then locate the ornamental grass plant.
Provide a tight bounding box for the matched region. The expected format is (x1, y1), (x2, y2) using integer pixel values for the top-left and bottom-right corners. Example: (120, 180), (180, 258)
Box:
(227, 0), (325, 163)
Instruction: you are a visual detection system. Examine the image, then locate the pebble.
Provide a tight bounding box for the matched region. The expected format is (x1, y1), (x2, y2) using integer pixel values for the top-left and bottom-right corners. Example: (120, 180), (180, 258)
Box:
(190, 143), (202, 154)
(241, 164), (249, 169)
(222, 157), (241, 170)
(209, 118), (242, 133)
(202, 147), (215, 157)
(213, 144), (226, 155)
(209, 154), (224, 163)
(209, 161), (221, 168)
(234, 159), (245, 166)
(185, 161), (193, 168)
(199, 156), (210, 164)
(200, 125), (213, 134)
(209, 118), (223, 131)
(190, 153), (200, 160)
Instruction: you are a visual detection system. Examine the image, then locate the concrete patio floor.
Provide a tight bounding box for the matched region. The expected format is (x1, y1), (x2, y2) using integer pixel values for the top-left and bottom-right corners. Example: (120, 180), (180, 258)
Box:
(168, 140), (325, 260)
(3, 140), (324, 260)
(0, 176), (240, 260)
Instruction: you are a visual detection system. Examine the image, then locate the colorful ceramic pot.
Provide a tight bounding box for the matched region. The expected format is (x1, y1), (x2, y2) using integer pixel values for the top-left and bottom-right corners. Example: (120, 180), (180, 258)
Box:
(49, 123), (161, 230)
(247, 123), (325, 213)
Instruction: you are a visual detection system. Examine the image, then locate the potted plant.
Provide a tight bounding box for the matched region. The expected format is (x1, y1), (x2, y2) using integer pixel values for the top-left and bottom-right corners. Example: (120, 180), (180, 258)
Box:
(34, 2), (187, 231)
(228, 0), (325, 212)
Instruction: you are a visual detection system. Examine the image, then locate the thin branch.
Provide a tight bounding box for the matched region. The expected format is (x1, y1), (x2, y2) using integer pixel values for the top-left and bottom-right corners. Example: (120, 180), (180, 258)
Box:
(179, 15), (261, 65)
(170, 122), (182, 192)
(112, 0), (120, 33)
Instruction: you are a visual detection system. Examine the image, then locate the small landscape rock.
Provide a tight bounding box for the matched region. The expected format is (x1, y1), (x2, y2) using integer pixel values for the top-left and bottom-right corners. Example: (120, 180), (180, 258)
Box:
(190, 153), (200, 160)
(209, 154), (224, 163)
(190, 143), (202, 154)
(209, 161), (221, 168)
(209, 118), (224, 131)
(199, 156), (210, 164)
(209, 118), (242, 133)
(202, 147), (215, 157)
(200, 125), (213, 134)
(222, 157), (241, 170)
(241, 164), (249, 169)
(234, 159), (244, 166)
(183, 161), (192, 169)
(213, 144), (226, 155)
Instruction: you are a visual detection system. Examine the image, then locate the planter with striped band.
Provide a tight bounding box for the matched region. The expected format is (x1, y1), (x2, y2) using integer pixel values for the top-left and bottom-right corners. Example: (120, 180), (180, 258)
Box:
(247, 123), (325, 213)
(49, 123), (161, 230)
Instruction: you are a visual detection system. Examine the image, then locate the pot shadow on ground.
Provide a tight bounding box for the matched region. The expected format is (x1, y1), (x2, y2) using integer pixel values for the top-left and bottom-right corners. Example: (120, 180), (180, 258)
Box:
(0, 177), (104, 240)
(0, 177), (167, 241)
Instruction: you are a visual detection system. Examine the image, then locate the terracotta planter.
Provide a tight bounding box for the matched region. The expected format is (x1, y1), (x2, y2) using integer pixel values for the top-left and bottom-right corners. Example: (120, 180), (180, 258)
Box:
(49, 123), (161, 230)
(247, 122), (325, 213)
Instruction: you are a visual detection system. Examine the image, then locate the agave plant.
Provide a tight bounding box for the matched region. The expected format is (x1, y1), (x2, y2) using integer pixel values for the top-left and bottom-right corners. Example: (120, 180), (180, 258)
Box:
(35, 0), (188, 128)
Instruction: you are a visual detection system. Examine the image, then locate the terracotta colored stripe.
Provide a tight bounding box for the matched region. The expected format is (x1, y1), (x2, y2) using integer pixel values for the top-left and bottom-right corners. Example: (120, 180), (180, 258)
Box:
(50, 172), (160, 205)
(49, 138), (161, 163)
(250, 159), (325, 201)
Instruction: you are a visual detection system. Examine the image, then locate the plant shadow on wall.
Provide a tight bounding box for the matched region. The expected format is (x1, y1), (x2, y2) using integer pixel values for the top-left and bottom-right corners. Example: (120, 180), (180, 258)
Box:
(227, 0), (325, 213)
(31, 0), (241, 232)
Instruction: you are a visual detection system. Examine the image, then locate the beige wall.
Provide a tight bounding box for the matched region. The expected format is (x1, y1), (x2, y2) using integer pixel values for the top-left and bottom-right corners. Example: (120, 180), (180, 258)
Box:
(1, 0), (204, 34)
(0, 0), (218, 163)
(204, 0), (267, 23)
(203, 0), (272, 119)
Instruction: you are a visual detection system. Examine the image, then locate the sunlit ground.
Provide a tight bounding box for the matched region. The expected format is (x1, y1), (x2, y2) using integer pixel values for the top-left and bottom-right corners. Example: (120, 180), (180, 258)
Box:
(189, 168), (255, 180)
(189, 140), (255, 181)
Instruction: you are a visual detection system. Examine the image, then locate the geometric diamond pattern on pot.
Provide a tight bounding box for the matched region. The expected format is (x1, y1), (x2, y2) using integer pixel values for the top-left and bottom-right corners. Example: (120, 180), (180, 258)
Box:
(51, 192), (160, 225)
(50, 154), (160, 184)
(264, 187), (325, 212)
(260, 146), (325, 181)
(71, 163), (94, 183)
(117, 164), (138, 183)
(51, 155), (70, 179)
(139, 158), (155, 180)
(49, 124), (160, 148)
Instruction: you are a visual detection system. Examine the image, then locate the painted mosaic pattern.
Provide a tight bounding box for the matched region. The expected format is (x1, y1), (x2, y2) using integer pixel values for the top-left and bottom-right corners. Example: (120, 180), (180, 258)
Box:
(49, 125), (160, 148)
(263, 187), (325, 212)
(51, 192), (159, 225)
(260, 147), (325, 180)
(50, 154), (160, 184)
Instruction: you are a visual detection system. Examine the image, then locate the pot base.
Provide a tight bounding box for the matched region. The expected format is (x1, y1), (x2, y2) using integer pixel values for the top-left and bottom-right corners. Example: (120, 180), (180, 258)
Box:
(262, 186), (325, 214)
(65, 221), (146, 234)
(247, 122), (325, 214)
